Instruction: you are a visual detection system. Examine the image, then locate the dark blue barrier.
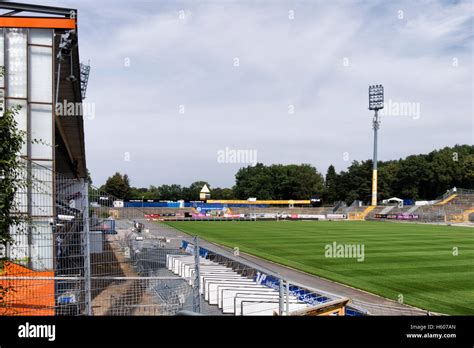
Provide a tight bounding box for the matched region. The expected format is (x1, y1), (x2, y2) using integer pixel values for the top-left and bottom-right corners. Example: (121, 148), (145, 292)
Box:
(103, 218), (116, 234)
(181, 240), (209, 258)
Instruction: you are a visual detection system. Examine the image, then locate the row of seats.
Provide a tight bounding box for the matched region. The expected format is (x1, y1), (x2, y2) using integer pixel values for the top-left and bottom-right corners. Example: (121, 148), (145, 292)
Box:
(166, 254), (309, 315)
(230, 207), (333, 215)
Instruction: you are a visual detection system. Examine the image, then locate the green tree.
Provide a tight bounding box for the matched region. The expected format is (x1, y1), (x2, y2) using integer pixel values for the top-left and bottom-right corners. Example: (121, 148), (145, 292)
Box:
(427, 145), (472, 196)
(146, 185), (161, 200)
(0, 76), (25, 244)
(324, 165), (338, 203)
(234, 163), (324, 199)
(393, 155), (432, 199)
(333, 145), (473, 202)
(129, 187), (150, 199)
(461, 154), (474, 189)
(211, 187), (235, 199)
(86, 169), (93, 184)
(158, 184), (183, 201)
(103, 172), (131, 199)
(0, 66), (26, 305)
(377, 160), (397, 200)
(281, 164), (324, 199)
(337, 161), (372, 203)
(234, 163), (273, 199)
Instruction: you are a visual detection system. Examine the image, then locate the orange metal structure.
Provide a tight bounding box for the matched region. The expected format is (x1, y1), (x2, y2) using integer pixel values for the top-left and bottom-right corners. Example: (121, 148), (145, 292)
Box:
(0, 17), (75, 29)
(0, 262), (55, 316)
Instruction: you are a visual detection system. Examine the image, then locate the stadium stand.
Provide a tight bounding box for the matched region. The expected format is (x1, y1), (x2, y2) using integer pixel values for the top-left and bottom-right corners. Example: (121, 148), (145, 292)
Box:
(229, 207), (333, 215)
(166, 249), (353, 316)
(366, 189), (474, 223)
(113, 189), (473, 223)
(436, 194), (458, 205)
(348, 206), (376, 220)
(406, 206), (420, 214)
(166, 254), (310, 315)
(379, 206), (395, 214)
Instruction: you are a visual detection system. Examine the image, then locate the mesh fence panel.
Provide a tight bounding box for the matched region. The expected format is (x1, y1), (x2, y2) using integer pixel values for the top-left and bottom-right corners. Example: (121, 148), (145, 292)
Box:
(1, 160), (195, 316)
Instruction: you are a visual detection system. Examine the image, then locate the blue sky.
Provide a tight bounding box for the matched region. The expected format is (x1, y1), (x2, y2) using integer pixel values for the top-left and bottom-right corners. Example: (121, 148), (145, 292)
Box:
(16, 0), (474, 188)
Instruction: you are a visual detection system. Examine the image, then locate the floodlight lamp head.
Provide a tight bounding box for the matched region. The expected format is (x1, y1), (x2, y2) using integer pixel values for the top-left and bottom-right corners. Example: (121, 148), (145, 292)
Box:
(368, 84), (384, 110)
(58, 30), (77, 58)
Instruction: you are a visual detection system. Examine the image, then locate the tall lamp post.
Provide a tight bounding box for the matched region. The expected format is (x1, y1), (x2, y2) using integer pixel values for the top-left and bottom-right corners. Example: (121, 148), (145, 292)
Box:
(368, 85), (384, 206)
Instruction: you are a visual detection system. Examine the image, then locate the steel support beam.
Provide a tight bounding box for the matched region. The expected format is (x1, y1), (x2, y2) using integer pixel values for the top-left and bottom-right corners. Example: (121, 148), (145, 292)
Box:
(0, 2), (75, 17)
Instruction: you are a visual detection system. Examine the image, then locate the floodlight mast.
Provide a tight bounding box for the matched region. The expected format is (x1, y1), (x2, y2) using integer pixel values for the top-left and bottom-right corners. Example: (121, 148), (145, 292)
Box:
(368, 85), (384, 206)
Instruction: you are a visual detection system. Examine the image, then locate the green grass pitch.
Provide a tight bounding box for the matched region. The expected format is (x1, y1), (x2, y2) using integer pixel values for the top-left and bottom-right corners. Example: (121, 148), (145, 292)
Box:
(165, 220), (474, 315)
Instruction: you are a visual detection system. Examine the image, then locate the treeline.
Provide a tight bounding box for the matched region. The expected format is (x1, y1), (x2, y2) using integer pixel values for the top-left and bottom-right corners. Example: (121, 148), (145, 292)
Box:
(233, 163), (324, 199)
(101, 175), (216, 202)
(325, 144), (473, 202)
(100, 145), (473, 203)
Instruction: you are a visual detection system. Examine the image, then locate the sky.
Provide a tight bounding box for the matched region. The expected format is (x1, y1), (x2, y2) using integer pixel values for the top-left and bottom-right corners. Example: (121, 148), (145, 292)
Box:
(15, 0), (474, 188)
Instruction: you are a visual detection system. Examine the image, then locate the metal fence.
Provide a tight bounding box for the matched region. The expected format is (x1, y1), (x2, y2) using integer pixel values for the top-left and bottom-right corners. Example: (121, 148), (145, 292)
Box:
(0, 160), (195, 316)
(1, 159), (86, 315)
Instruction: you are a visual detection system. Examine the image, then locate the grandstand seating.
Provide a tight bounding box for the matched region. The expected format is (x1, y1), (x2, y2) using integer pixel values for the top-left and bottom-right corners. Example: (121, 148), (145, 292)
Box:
(436, 194), (458, 205)
(366, 191), (474, 222)
(348, 206), (376, 220)
(116, 207), (193, 217)
(115, 191), (474, 223)
(446, 192), (474, 206)
(364, 206), (387, 220)
(229, 207), (333, 215)
(166, 250), (353, 316)
(166, 254), (311, 315)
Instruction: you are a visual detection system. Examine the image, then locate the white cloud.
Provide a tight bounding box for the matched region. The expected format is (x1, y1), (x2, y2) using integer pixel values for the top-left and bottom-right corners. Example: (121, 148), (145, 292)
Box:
(15, 0), (472, 187)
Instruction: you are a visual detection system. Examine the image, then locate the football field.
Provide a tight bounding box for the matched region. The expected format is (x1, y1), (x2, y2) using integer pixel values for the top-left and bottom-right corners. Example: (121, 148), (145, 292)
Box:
(165, 220), (474, 315)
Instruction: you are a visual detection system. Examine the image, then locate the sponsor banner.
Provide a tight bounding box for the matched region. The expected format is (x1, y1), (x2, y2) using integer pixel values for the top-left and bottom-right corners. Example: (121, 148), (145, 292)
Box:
(207, 199), (311, 205)
(327, 214), (346, 219)
(263, 213), (277, 218)
(196, 206), (226, 211)
(397, 214), (419, 220)
(254, 272), (334, 307)
(144, 214), (161, 219)
(224, 214), (244, 218)
(125, 201), (181, 208)
(375, 213), (419, 220)
(298, 214), (326, 219)
(191, 214), (207, 218)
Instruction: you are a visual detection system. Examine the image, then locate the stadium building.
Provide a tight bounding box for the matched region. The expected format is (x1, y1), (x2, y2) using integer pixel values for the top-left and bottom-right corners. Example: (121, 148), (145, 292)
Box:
(0, 2), (90, 314)
(1, 2), (87, 178)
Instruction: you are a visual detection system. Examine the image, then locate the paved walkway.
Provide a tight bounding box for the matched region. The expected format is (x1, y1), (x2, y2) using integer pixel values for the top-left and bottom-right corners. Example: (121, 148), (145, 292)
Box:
(110, 219), (224, 315)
